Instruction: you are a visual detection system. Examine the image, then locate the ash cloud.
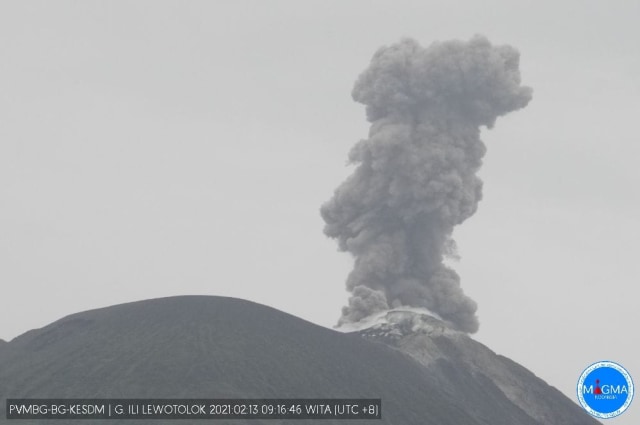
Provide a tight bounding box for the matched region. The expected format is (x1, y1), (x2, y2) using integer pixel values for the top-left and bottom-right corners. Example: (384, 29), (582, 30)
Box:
(321, 35), (531, 333)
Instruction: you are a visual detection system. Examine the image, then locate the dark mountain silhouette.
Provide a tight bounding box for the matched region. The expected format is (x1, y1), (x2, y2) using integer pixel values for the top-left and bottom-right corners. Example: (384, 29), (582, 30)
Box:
(0, 296), (598, 424)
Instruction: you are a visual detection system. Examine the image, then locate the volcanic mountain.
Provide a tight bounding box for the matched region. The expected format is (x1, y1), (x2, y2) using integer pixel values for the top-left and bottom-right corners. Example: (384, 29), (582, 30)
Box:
(0, 296), (598, 424)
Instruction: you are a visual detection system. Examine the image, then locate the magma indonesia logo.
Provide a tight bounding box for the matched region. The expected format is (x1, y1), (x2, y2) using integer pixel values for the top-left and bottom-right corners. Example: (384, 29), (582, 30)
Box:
(577, 361), (634, 419)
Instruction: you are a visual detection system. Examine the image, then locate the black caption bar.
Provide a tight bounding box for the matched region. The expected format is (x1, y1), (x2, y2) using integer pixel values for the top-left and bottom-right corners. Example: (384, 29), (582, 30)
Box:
(6, 399), (381, 420)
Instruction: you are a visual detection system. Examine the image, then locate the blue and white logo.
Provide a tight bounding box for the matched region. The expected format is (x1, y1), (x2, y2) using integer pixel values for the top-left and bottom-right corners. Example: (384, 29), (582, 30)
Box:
(577, 361), (634, 419)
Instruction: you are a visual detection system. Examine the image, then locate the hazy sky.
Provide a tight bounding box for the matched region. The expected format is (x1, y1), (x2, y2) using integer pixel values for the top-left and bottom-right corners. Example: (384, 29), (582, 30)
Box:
(1, 1), (638, 422)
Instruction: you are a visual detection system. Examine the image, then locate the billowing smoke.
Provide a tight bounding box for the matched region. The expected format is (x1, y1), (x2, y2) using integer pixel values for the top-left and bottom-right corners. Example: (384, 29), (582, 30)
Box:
(321, 36), (531, 333)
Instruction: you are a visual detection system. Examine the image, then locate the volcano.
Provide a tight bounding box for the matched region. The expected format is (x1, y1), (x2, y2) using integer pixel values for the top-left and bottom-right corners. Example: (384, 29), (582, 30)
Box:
(0, 296), (598, 424)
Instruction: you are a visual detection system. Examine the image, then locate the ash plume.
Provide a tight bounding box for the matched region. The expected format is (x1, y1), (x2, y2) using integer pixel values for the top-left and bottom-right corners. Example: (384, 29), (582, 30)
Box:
(321, 36), (531, 333)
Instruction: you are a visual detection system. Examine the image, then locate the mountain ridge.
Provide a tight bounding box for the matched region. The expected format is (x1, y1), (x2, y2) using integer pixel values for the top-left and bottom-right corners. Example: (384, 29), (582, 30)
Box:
(0, 296), (599, 424)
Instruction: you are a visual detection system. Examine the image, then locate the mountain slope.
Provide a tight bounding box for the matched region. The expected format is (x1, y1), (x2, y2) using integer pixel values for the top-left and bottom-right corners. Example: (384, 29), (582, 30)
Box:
(357, 310), (599, 425)
(0, 296), (598, 424)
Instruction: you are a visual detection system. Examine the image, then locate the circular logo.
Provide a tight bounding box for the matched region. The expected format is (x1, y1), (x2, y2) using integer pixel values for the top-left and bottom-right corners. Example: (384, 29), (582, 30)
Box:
(577, 361), (634, 419)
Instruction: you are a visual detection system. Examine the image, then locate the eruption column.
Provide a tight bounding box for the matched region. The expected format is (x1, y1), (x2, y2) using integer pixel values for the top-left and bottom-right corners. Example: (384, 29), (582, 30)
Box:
(321, 36), (532, 333)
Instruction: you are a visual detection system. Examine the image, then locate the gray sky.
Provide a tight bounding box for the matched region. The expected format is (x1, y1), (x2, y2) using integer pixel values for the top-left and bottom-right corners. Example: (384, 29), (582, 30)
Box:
(1, 1), (638, 422)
